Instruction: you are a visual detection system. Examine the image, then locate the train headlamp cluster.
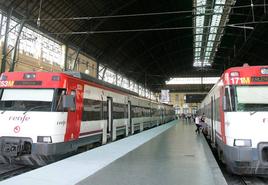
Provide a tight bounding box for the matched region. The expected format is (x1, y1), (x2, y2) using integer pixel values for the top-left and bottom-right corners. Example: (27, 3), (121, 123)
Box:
(233, 139), (251, 147)
(0, 75), (7, 80)
(23, 73), (36, 79)
(37, 136), (52, 143)
(230, 71), (240, 77)
(52, 75), (60, 81)
(261, 68), (268, 75)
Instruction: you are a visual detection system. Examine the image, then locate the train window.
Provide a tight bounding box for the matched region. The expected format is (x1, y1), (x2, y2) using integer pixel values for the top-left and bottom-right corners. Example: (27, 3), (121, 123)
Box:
(70, 90), (76, 112)
(103, 101), (108, 119)
(82, 99), (102, 121)
(0, 89), (2, 99)
(0, 89), (53, 112)
(54, 89), (66, 112)
(113, 103), (127, 119)
(236, 86), (268, 111)
(132, 106), (143, 118)
(215, 98), (220, 122)
(224, 87), (235, 112)
(1, 89), (54, 101)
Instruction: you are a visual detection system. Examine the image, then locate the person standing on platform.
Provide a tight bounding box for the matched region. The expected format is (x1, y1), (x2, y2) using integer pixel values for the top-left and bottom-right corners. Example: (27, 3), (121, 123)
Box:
(200, 113), (206, 130)
(200, 113), (206, 134)
(195, 114), (201, 134)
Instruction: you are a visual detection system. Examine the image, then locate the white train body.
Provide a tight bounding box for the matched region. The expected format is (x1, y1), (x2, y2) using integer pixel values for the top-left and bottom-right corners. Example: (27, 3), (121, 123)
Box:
(0, 72), (175, 165)
(200, 65), (268, 175)
(0, 112), (68, 143)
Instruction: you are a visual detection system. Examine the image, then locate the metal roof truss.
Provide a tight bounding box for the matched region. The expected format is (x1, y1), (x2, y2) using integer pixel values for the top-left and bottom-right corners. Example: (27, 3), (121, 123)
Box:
(193, 0), (236, 67)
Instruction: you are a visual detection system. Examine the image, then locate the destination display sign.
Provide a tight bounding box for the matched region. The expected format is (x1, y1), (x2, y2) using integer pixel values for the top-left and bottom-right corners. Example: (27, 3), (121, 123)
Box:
(14, 81), (42, 86)
(251, 76), (268, 82)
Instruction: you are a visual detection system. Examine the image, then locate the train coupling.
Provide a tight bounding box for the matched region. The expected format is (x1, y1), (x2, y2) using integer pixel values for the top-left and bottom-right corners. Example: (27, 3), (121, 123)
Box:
(0, 137), (32, 157)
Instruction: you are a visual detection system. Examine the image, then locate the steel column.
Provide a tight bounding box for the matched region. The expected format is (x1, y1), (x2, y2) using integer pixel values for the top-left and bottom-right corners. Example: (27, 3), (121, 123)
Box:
(10, 20), (25, 72)
(0, 14), (4, 41)
(96, 60), (99, 78)
(1, 8), (13, 73)
(72, 48), (80, 71)
(102, 67), (107, 80)
(64, 44), (68, 71)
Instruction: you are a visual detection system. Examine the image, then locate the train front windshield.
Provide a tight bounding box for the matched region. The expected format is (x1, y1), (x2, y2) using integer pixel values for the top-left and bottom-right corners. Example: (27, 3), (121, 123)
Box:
(235, 86), (268, 111)
(0, 89), (54, 112)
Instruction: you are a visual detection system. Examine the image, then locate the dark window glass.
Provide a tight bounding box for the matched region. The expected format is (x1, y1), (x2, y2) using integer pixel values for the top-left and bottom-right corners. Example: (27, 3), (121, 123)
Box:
(0, 89), (3, 99)
(144, 108), (150, 117)
(151, 108), (158, 117)
(215, 97), (220, 122)
(103, 101), (108, 120)
(224, 87), (236, 112)
(53, 89), (66, 112)
(0, 100), (52, 111)
(82, 99), (102, 121)
(131, 106), (143, 118)
(113, 103), (127, 119)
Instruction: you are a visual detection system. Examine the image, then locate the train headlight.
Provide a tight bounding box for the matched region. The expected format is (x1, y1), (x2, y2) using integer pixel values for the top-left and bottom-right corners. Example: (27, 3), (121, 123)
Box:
(23, 73), (36, 79)
(233, 139), (251, 147)
(261, 68), (268, 75)
(37, 136), (52, 143)
(0, 75), (7, 80)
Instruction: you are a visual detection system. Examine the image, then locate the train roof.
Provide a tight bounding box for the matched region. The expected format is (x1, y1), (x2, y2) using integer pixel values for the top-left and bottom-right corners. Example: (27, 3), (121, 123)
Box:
(64, 71), (139, 97)
(0, 71), (165, 104)
(221, 65), (268, 78)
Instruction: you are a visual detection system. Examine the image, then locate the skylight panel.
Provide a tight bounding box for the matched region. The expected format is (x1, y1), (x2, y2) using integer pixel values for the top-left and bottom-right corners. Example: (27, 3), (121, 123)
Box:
(193, 0), (234, 68)
(208, 34), (216, 41)
(215, 0), (226, 5)
(214, 5), (224, 13)
(196, 0), (207, 7)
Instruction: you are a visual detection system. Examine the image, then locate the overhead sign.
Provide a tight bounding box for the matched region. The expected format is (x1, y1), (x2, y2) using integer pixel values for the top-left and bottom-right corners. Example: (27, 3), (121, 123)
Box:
(186, 94), (206, 103)
(161, 90), (169, 103)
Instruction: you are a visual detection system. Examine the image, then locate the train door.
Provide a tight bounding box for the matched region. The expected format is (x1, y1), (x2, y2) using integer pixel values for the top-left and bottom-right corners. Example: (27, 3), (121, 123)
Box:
(128, 101), (132, 134)
(160, 108), (163, 124)
(210, 96), (214, 143)
(65, 82), (83, 141)
(107, 97), (113, 140)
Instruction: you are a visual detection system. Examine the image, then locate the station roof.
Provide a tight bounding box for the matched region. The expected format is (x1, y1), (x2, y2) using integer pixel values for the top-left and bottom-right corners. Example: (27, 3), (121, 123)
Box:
(0, 0), (267, 92)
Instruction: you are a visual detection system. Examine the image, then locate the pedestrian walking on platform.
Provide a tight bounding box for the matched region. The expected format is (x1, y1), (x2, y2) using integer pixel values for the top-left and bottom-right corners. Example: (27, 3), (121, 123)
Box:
(195, 115), (202, 134)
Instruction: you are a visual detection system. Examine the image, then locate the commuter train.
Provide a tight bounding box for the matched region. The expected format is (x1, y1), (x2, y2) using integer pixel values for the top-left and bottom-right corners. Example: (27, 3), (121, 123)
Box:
(0, 71), (175, 166)
(200, 64), (268, 175)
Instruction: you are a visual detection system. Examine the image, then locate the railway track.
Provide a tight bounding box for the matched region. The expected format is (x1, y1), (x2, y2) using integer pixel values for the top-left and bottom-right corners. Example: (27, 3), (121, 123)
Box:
(203, 135), (268, 185)
(239, 176), (268, 185)
(0, 164), (34, 181)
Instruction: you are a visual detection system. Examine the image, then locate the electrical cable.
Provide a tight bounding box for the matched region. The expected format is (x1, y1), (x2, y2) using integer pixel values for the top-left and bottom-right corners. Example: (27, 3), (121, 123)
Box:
(20, 3), (268, 22)
(25, 10), (193, 22)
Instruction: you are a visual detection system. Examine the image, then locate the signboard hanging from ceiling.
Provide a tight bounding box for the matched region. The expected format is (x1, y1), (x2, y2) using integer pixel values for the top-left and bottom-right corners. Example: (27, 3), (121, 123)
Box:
(186, 94), (206, 103)
(161, 89), (170, 103)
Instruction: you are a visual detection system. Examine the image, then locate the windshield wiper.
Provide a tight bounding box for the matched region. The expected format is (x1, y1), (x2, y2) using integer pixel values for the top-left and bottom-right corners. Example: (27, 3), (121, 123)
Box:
(250, 106), (268, 116)
(1, 106), (15, 114)
(250, 111), (257, 116)
(23, 105), (50, 114)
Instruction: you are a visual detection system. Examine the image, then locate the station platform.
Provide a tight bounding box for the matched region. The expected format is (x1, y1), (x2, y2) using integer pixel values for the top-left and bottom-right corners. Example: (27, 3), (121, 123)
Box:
(0, 120), (227, 185)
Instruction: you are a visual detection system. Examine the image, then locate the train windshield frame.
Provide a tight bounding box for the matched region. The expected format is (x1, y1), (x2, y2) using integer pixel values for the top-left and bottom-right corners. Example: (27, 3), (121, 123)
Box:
(0, 88), (54, 112)
(235, 86), (268, 112)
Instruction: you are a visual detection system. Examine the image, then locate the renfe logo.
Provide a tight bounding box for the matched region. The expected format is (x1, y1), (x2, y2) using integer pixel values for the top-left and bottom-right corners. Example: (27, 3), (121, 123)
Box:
(9, 115), (30, 123)
(14, 125), (20, 133)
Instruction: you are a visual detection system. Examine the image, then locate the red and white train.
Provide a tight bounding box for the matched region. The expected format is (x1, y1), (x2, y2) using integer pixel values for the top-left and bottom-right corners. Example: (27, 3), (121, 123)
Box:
(0, 71), (175, 165)
(200, 64), (268, 175)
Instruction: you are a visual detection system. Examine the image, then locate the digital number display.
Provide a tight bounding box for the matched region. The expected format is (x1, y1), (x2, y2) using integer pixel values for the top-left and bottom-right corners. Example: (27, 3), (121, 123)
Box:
(14, 81), (42, 86)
